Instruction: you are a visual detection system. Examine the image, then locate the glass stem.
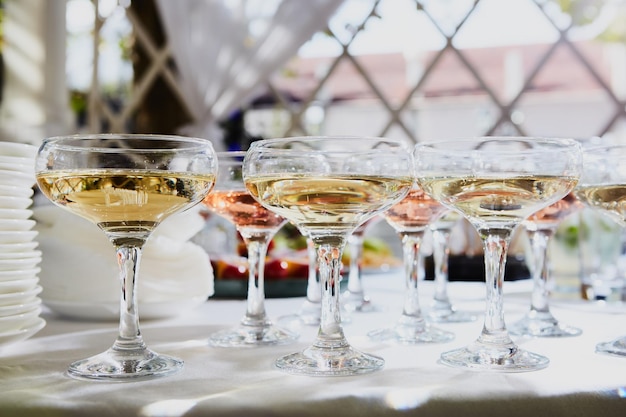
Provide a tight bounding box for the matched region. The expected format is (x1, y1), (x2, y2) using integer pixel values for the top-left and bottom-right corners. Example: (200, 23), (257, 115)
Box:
(400, 231), (426, 322)
(315, 240), (348, 348)
(478, 229), (514, 344)
(241, 233), (271, 326)
(527, 228), (555, 313)
(431, 227), (452, 308)
(346, 231), (365, 295)
(113, 245), (147, 353)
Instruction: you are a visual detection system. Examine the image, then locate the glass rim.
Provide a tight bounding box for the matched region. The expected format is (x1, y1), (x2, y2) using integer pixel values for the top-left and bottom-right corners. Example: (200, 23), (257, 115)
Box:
(216, 150), (247, 158)
(248, 135), (409, 150)
(40, 133), (214, 153)
(581, 143), (626, 154)
(414, 136), (581, 154)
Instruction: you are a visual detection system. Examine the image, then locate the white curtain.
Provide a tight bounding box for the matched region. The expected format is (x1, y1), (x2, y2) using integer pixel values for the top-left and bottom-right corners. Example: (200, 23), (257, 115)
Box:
(155, 0), (344, 150)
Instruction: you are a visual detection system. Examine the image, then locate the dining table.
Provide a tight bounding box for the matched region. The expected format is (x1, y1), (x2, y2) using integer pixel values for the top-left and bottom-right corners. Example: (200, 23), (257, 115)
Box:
(1, 269), (625, 417)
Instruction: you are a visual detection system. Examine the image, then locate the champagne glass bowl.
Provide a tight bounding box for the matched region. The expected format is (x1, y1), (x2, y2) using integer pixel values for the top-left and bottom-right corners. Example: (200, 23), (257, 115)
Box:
(415, 137), (582, 372)
(243, 136), (413, 376)
(35, 134), (217, 380)
(575, 143), (626, 357)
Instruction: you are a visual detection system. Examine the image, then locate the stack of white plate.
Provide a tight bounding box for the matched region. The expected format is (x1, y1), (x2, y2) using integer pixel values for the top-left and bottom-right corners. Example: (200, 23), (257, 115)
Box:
(0, 141), (45, 348)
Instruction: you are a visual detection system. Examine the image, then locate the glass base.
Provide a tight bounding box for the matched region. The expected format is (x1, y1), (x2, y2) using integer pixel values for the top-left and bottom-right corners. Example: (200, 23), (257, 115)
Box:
(367, 316), (454, 344)
(67, 347), (183, 381)
(275, 344), (384, 376)
(596, 335), (626, 357)
(341, 290), (380, 313)
(276, 299), (323, 331)
(508, 312), (582, 338)
(440, 340), (549, 372)
(208, 324), (298, 347)
(425, 307), (477, 323)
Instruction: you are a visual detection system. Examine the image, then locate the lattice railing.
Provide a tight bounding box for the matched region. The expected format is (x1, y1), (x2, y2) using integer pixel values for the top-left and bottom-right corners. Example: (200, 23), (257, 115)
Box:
(81, 0), (626, 144)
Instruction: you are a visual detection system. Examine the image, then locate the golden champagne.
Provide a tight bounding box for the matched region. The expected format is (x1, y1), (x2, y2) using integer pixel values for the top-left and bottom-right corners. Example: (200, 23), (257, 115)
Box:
(37, 169), (215, 235)
(419, 176), (578, 225)
(246, 174), (412, 233)
(575, 184), (626, 226)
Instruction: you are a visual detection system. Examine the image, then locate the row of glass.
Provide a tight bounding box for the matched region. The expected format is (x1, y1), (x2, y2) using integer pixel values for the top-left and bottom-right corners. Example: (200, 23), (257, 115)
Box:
(34, 134), (626, 381)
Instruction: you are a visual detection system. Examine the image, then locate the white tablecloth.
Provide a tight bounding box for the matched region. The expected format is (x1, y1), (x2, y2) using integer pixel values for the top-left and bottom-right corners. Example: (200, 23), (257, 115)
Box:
(1, 272), (625, 416)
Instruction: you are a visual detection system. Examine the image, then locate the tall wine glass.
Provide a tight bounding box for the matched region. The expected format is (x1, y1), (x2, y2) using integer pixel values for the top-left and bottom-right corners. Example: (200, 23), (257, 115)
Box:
(203, 151), (297, 346)
(575, 144), (626, 357)
(508, 193), (583, 337)
(341, 216), (381, 313)
(243, 136), (412, 376)
(426, 210), (477, 323)
(415, 137), (581, 372)
(35, 134), (217, 380)
(368, 184), (455, 344)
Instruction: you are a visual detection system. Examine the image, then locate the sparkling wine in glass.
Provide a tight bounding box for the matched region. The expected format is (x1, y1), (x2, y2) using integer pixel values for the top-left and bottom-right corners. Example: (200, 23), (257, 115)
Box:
(416, 137), (581, 372)
(244, 136), (412, 376)
(203, 151), (297, 346)
(35, 134), (217, 380)
(368, 184), (455, 344)
(575, 144), (626, 357)
(508, 192), (583, 337)
(426, 210), (477, 323)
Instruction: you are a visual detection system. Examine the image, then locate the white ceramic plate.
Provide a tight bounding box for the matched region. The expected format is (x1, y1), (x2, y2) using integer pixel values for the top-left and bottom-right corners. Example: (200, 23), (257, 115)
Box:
(0, 208), (33, 220)
(0, 155), (34, 166)
(0, 170), (35, 187)
(0, 231), (38, 244)
(0, 249), (41, 259)
(0, 196), (32, 210)
(0, 297), (41, 317)
(0, 267), (40, 282)
(0, 277), (39, 294)
(0, 162), (34, 174)
(0, 185), (34, 198)
(0, 317), (45, 348)
(0, 142), (37, 158)
(0, 257), (41, 272)
(0, 219), (36, 231)
(0, 242), (39, 253)
(44, 296), (208, 321)
(0, 285), (42, 307)
(0, 306), (42, 333)
(0, 250), (41, 260)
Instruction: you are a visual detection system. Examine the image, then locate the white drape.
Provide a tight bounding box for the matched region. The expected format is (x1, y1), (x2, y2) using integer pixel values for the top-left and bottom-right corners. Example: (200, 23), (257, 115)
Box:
(155, 0), (344, 150)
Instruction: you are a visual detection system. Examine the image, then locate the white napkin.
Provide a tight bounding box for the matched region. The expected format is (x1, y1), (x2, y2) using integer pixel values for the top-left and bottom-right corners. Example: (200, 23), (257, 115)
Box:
(33, 203), (214, 306)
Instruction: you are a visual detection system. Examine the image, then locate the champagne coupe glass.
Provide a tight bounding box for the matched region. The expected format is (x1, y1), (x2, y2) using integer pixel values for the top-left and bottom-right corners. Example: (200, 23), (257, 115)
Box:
(426, 210), (477, 323)
(341, 216), (381, 313)
(415, 137), (581, 372)
(575, 144), (626, 357)
(368, 184), (455, 344)
(508, 193), (583, 337)
(243, 136), (412, 376)
(203, 151), (297, 346)
(35, 134), (217, 380)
